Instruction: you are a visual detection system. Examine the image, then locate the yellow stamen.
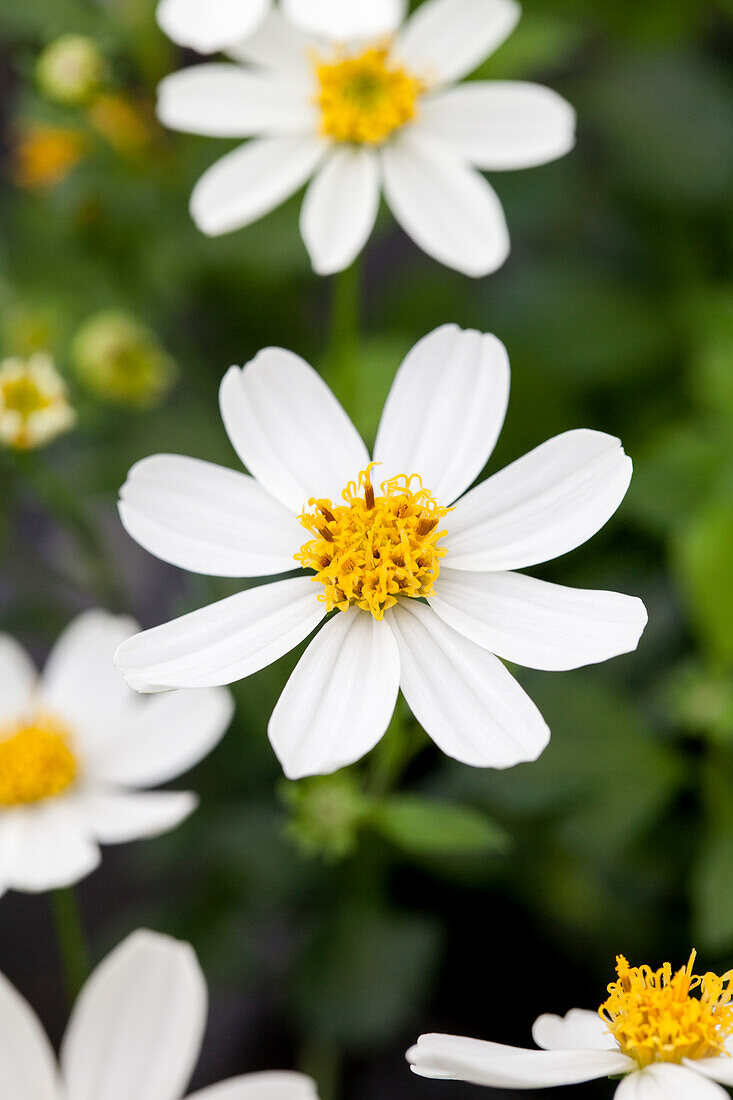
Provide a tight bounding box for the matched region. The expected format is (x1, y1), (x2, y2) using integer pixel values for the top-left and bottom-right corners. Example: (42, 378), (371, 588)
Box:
(599, 951), (733, 1067)
(0, 716), (78, 806)
(315, 46), (423, 144)
(296, 463), (450, 620)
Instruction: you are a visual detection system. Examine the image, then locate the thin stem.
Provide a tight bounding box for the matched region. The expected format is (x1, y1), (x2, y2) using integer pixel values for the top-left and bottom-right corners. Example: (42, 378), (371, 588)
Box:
(326, 258), (361, 410)
(298, 1034), (340, 1100)
(51, 887), (91, 1004)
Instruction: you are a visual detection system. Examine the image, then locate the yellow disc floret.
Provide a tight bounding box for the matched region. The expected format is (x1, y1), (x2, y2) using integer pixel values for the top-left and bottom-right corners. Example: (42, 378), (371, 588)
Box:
(296, 464), (449, 620)
(0, 716), (78, 806)
(599, 951), (733, 1067)
(315, 47), (423, 144)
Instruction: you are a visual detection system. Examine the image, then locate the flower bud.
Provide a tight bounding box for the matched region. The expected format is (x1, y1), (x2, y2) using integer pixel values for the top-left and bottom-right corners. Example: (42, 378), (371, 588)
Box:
(71, 311), (176, 408)
(36, 35), (107, 107)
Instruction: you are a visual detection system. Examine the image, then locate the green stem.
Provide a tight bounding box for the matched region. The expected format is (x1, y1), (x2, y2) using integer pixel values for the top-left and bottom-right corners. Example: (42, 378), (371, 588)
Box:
(52, 887), (91, 1004)
(326, 258), (361, 410)
(15, 452), (124, 610)
(298, 1035), (340, 1100)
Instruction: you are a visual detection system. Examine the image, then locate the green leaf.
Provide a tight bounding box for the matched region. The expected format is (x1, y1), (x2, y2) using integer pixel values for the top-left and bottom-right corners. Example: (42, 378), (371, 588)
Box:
(371, 795), (509, 856)
(693, 827), (733, 952)
(674, 503), (733, 665)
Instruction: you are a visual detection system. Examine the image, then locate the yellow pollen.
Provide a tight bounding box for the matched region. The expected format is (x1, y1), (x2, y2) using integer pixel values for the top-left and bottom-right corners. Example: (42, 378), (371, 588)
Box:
(315, 46), (423, 144)
(0, 717), (78, 807)
(599, 950), (733, 1068)
(295, 463), (450, 620)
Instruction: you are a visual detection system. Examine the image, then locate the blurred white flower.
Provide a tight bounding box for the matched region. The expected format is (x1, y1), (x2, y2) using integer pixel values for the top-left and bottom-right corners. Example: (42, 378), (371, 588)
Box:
(0, 610), (233, 895)
(408, 951), (733, 1099)
(0, 353), (76, 451)
(0, 927), (319, 1100)
(157, 0), (575, 276)
(157, 0), (404, 54)
(116, 325), (646, 780)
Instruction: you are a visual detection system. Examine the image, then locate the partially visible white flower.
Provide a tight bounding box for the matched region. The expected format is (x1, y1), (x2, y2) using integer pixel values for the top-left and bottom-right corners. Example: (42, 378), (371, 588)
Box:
(0, 927), (319, 1100)
(0, 610), (233, 895)
(157, 0), (404, 54)
(156, 0), (575, 276)
(0, 353), (76, 451)
(115, 325), (646, 780)
(408, 951), (733, 1099)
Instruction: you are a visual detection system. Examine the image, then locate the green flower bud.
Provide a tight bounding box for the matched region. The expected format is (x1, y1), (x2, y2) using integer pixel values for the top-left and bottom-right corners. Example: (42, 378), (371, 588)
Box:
(280, 773), (370, 861)
(71, 311), (176, 408)
(36, 35), (107, 107)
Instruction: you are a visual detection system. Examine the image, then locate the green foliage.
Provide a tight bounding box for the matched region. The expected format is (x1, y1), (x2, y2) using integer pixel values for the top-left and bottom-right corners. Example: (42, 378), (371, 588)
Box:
(371, 795), (509, 857)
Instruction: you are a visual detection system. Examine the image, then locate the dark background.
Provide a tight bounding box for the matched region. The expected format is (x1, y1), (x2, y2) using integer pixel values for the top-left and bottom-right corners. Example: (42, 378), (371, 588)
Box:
(1, 0), (733, 1097)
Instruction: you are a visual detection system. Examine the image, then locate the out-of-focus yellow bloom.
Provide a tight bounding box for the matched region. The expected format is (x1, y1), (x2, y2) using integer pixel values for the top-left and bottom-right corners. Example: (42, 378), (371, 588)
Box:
(3, 302), (60, 358)
(36, 34), (107, 107)
(89, 93), (153, 156)
(71, 311), (176, 408)
(13, 125), (85, 190)
(0, 353), (76, 450)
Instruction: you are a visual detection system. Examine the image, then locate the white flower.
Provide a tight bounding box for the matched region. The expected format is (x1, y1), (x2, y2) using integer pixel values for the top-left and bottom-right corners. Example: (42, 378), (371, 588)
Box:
(156, 0), (576, 276)
(0, 353), (76, 451)
(157, 0), (405, 54)
(115, 324), (646, 780)
(0, 610), (233, 895)
(0, 926), (319, 1100)
(407, 951), (733, 1099)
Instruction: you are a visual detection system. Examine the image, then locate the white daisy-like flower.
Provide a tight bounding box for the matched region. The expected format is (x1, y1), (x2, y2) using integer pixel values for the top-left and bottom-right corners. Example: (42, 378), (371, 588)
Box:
(0, 610), (233, 895)
(157, 0), (405, 54)
(408, 950), (733, 1099)
(156, 0), (576, 276)
(0, 353), (76, 451)
(0, 926), (319, 1100)
(115, 324), (646, 780)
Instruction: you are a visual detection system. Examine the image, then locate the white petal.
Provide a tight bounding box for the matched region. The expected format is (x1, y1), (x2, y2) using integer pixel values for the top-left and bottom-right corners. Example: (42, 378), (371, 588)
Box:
(615, 1065), (728, 1100)
(300, 146), (380, 275)
(0, 801), (100, 893)
(191, 136), (325, 238)
(420, 82), (576, 169)
(114, 577), (325, 692)
(188, 1071), (319, 1100)
(219, 350), (369, 512)
(283, 0), (405, 40)
(157, 65), (315, 139)
(393, 0), (520, 86)
(75, 789), (198, 843)
(269, 610), (400, 779)
(373, 325), (509, 503)
(445, 429), (633, 571)
(0, 635), (37, 725)
(532, 1009), (617, 1052)
(0, 970), (60, 1100)
(61, 930), (207, 1100)
(430, 570), (648, 671)
(684, 1056), (733, 1088)
(389, 601), (549, 768)
(157, 0), (270, 52)
(382, 134), (510, 277)
(407, 1033), (633, 1088)
(40, 610), (139, 733)
(86, 688), (233, 787)
(119, 455), (304, 578)
(228, 9), (311, 84)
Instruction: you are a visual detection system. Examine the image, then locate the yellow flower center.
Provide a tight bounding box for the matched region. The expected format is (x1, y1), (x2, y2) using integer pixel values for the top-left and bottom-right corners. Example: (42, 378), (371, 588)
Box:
(1, 374), (52, 418)
(0, 717), (78, 807)
(599, 951), (733, 1067)
(315, 47), (423, 144)
(296, 464), (449, 620)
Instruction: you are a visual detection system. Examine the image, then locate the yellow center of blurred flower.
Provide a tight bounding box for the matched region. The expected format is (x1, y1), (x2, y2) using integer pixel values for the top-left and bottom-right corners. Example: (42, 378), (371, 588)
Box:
(599, 951), (733, 1067)
(0, 717), (78, 806)
(315, 47), (423, 144)
(14, 126), (84, 190)
(295, 463), (449, 620)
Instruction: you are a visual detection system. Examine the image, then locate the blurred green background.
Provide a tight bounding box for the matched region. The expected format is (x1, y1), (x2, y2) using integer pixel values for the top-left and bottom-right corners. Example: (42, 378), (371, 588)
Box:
(1, 0), (732, 1097)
